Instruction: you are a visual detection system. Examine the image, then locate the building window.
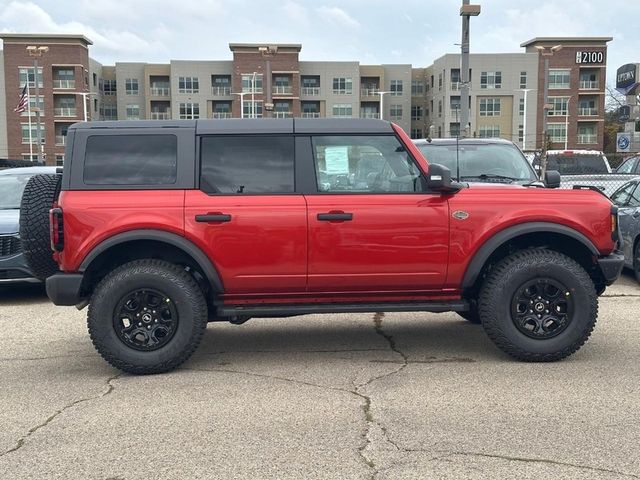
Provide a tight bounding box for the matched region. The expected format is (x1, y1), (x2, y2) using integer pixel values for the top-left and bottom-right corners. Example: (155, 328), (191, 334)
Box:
(519, 98), (525, 116)
(479, 98), (501, 117)
(301, 76), (321, 95)
(480, 71), (502, 89)
(578, 98), (597, 116)
(273, 101), (292, 118)
(21, 124), (45, 144)
(578, 125), (597, 144)
(19, 67), (43, 88)
(390, 104), (402, 120)
(243, 101), (263, 118)
(22, 154), (39, 161)
(179, 102), (200, 119)
(21, 97), (44, 117)
(438, 73), (443, 91)
(519, 71), (527, 89)
(410, 128), (423, 139)
(579, 71), (599, 89)
(479, 125), (500, 138)
(55, 154), (65, 166)
(103, 79), (116, 96)
(125, 78), (139, 95)
(390, 80), (403, 96)
(548, 123), (567, 143)
(332, 103), (352, 117)
(438, 100), (442, 117)
(411, 105), (423, 121)
(93, 99), (98, 112)
(450, 96), (461, 114)
(332, 78), (352, 95)
(450, 123), (460, 137)
(518, 124), (524, 143)
(549, 97), (569, 116)
(100, 105), (117, 120)
(411, 81), (424, 96)
(450, 69), (461, 90)
(549, 69), (571, 89)
(126, 104), (140, 120)
(242, 74), (263, 93)
(178, 76), (199, 94)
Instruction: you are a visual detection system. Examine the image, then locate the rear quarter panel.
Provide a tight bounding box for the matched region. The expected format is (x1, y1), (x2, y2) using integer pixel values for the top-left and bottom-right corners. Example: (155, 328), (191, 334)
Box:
(57, 190), (184, 271)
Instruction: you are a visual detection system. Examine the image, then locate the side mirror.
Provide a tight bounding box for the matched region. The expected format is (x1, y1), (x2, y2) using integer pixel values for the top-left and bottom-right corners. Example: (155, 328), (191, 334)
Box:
(426, 163), (461, 193)
(545, 170), (561, 189)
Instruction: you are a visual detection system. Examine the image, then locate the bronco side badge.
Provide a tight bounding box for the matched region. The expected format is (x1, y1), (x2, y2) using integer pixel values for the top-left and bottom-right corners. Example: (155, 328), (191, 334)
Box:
(452, 210), (469, 220)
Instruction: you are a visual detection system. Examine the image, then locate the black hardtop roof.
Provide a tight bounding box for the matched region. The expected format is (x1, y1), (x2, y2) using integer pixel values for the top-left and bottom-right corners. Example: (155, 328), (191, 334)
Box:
(70, 118), (394, 135)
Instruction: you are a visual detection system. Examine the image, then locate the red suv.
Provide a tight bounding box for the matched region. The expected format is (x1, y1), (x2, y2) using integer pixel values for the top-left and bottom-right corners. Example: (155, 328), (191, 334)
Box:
(20, 119), (624, 374)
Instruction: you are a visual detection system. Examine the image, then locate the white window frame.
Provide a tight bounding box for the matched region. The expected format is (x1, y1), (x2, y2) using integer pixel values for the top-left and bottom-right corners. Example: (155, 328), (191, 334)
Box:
(332, 103), (352, 117)
(125, 78), (139, 95)
(479, 98), (501, 117)
(480, 71), (502, 89)
(178, 76), (200, 94)
(179, 102), (200, 120)
(390, 80), (403, 96)
(125, 104), (140, 120)
(548, 97), (569, 116)
(549, 69), (571, 89)
(390, 104), (403, 119)
(548, 123), (567, 142)
(479, 125), (500, 138)
(332, 78), (352, 95)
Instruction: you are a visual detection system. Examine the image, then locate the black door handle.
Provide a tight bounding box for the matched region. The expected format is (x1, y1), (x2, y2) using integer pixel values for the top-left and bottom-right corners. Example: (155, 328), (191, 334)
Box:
(195, 213), (232, 223)
(317, 212), (353, 221)
(633, 211), (640, 219)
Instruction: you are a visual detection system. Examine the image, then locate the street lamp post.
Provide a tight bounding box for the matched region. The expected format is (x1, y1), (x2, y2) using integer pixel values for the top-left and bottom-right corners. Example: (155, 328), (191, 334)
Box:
(77, 92), (94, 122)
(232, 92), (249, 118)
(518, 88), (534, 151)
(26, 45), (49, 164)
(459, 0), (481, 138)
(376, 91), (391, 120)
(564, 95), (572, 151)
(536, 44), (563, 176)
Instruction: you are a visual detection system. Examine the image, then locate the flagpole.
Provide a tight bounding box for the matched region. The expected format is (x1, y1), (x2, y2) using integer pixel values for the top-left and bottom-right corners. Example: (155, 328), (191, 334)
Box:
(26, 88), (33, 160)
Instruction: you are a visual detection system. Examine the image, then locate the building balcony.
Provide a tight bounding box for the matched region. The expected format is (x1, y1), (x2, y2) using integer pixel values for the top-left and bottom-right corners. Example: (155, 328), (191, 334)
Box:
(212, 112), (232, 119)
(578, 134), (598, 144)
(150, 87), (170, 96)
(580, 80), (599, 90)
(578, 107), (598, 116)
(53, 79), (75, 89)
(274, 111), (293, 118)
(360, 88), (380, 97)
(360, 112), (380, 119)
(301, 112), (320, 118)
(54, 107), (77, 117)
(301, 87), (320, 96)
(150, 112), (171, 120)
(273, 86), (293, 95)
(212, 86), (231, 96)
(55, 135), (66, 146)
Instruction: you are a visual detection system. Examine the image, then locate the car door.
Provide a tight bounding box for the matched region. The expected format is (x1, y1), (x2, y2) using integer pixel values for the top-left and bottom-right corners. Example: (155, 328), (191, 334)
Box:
(611, 180), (639, 263)
(184, 133), (307, 295)
(303, 133), (449, 293)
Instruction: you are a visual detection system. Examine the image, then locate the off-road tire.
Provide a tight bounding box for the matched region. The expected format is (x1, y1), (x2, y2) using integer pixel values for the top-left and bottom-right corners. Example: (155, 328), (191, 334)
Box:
(478, 249), (598, 362)
(19, 174), (62, 280)
(87, 259), (208, 374)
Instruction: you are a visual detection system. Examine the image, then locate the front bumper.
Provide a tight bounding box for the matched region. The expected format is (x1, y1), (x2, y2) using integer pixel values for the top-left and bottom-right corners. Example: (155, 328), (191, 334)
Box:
(0, 251), (40, 284)
(46, 273), (84, 305)
(598, 251), (625, 286)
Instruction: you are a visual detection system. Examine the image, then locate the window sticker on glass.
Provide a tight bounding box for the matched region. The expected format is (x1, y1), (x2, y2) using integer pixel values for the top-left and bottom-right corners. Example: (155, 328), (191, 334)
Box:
(324, 146), (350, 175)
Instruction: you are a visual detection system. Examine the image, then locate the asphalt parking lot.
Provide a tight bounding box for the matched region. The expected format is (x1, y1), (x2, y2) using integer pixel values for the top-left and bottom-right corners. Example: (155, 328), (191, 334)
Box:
(0, 273), (639, 480)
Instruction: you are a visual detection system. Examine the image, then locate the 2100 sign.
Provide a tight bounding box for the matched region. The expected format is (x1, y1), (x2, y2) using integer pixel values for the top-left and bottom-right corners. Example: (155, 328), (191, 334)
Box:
(576, 51), (604, 64)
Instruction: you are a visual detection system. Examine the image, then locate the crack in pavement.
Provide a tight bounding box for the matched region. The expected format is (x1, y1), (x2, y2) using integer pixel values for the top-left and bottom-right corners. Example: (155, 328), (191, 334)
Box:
(196, 348), (388, 356)
(355, 312), (409, 479)
(0, 373), (122, 458)
(0, 353), (96, 363)
(424, 451), (640, 478)
(602, 294), (640, 298)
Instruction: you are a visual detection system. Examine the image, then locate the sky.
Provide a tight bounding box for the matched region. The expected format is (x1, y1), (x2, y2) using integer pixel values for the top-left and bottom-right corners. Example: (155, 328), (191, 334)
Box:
(0, 0), (637, 85)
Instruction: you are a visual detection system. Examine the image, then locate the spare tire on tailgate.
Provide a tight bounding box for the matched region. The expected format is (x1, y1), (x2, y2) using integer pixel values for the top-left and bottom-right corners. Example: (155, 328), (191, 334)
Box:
(19, 174), (62, 280)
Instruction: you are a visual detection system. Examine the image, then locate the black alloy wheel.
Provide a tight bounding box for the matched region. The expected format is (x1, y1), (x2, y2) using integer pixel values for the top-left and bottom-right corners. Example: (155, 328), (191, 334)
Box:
(114, 288), (178, 351)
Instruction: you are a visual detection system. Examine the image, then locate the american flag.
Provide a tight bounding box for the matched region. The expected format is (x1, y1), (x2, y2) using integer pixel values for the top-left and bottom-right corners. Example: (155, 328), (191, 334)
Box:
(14, 85), (28, 114)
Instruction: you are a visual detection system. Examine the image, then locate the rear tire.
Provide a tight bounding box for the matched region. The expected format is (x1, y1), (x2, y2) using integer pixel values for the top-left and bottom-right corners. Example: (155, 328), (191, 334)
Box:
(87, 259), (208, 374)
(19, 174), (61, 280)
(478, 249), (598, 362)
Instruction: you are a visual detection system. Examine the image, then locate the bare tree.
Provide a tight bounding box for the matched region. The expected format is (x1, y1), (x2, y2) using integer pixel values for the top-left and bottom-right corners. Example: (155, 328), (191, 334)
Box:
(605, 83), (627, 112)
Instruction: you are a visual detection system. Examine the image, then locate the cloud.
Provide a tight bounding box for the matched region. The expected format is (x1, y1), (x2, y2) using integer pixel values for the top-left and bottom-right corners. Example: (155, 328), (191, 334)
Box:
(316, 6), (360, 29)
(281, 1), (309, 26)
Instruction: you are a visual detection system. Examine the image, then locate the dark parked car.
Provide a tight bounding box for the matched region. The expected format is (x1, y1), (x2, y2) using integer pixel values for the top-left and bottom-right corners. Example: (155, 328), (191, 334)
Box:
(413, 138), (543, 185)
(0, 166), (57, 283)
(610, 178), (640, 282)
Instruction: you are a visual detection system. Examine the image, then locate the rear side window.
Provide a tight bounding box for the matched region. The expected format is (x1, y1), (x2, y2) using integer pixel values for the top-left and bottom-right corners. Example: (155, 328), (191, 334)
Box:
(83, 135), (177, 185)
(546, 154), (608, 175)
(200, 135), (294, 194)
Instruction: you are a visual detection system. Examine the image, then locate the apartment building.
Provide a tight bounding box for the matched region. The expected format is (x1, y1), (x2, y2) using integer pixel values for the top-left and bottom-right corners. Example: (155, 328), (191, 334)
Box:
(0, 34), (611, 164)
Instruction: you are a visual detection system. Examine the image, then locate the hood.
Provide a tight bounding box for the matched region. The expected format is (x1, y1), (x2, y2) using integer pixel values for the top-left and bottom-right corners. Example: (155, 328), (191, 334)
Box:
(465, 182), (528, 189)
(0, 209), (20, 234)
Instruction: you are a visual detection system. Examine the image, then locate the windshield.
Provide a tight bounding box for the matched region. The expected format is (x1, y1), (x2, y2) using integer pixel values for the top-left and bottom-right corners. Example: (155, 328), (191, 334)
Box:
(0, 174), (33, 209)
(545, 154), (609, 175)
(416, 143), (537, 182)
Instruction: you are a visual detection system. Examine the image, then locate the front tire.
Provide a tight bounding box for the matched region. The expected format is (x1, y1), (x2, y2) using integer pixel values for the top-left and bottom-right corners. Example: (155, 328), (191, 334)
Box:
(478, 249), (597, 362)
(634, 242), (640, 284)
(87, 259), (208, 374)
